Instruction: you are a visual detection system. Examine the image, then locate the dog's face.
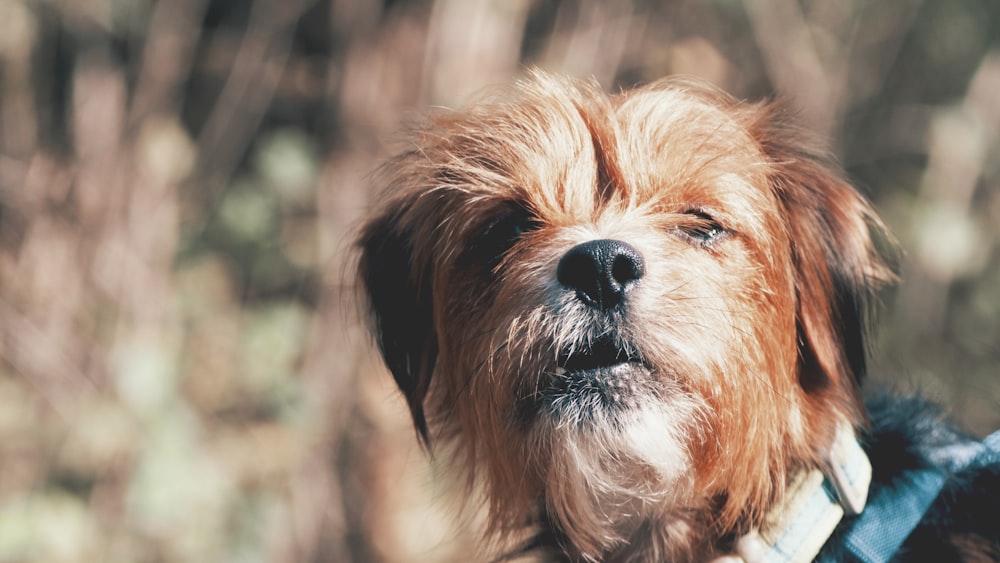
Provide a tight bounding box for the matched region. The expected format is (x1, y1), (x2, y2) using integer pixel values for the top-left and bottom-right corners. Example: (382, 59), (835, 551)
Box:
(358, 72), (891, 559)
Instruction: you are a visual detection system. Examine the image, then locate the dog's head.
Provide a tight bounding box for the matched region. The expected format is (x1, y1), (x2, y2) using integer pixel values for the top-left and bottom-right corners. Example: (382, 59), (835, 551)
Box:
(357, 71), (893, 559)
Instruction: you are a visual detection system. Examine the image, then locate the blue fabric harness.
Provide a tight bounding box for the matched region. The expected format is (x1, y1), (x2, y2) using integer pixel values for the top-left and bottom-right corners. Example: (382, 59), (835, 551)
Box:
(839, 428), (1000, 563)
(734, 426), (1000, 563)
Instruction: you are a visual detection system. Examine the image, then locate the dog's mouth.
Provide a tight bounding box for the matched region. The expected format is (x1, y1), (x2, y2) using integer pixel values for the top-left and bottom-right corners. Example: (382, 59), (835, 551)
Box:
(541, 336), (652, 421)
(558, 337), (643, 372)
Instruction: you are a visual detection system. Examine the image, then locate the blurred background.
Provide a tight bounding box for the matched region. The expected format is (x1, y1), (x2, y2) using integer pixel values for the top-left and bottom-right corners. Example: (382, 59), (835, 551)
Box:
(0, 0), (998, 561)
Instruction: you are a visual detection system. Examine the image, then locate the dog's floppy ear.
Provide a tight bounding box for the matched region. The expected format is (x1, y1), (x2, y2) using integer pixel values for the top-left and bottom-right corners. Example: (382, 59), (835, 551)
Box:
(357, 202), (437, 444)
(752, 106), (895, 406)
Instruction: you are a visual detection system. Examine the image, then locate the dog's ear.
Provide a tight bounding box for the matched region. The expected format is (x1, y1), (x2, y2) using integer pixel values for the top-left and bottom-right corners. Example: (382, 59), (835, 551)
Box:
(357, 202), (437, 444)
(751, 106), (896, 405)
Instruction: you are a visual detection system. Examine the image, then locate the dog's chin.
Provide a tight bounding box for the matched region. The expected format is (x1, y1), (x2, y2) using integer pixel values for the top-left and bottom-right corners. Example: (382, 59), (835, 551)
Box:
(542, 362), (655, 424)
(531, 355), (699, 556)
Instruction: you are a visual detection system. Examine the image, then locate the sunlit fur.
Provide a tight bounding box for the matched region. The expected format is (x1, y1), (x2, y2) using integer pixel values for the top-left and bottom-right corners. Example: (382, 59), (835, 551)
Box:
(357, 71), (892, 561)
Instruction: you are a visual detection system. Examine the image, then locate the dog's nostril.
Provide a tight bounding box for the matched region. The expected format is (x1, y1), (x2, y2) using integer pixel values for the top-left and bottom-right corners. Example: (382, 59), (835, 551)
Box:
(557, 249), (602, 306)
(611, 251), (643, 286)
(557, 239), (645, 310)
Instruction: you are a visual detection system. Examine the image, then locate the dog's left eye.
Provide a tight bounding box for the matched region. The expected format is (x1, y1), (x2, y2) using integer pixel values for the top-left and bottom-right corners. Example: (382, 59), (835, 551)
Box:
(677, 210), (726, 245)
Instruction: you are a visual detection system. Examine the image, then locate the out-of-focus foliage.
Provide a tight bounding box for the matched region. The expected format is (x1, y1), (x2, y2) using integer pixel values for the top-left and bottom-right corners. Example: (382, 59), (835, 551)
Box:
(0, 0), (997, 561)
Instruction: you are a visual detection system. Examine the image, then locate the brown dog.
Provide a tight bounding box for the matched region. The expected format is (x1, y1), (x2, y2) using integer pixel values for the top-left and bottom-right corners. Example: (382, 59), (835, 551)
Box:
(357, 71), (999, 561)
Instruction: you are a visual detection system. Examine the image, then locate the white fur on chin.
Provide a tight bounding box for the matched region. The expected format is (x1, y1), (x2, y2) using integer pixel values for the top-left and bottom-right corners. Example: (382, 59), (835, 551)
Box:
(536, 389), (704, 556)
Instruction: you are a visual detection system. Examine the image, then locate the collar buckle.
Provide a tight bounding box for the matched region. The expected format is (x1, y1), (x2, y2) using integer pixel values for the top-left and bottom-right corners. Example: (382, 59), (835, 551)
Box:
(733, 420), (871, 563)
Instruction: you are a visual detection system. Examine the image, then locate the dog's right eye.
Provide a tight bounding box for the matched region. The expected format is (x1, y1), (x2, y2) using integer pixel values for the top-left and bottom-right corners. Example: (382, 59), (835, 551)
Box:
(475, 210), (540, 269)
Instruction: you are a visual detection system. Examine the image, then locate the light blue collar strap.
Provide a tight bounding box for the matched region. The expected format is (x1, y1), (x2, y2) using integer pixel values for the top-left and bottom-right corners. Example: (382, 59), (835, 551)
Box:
(980, 428), (1000, 464)
(841, 465), (946, 562)
(733, 420), (871, 563)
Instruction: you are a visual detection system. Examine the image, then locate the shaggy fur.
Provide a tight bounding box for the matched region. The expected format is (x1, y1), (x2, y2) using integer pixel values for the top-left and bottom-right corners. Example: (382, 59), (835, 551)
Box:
(356, 71), (999, 561)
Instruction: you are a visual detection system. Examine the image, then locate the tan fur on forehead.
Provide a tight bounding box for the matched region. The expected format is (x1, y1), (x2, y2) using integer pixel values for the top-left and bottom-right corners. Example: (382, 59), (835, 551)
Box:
(403, 72), (774, 219)
(358, 69), (894, 561)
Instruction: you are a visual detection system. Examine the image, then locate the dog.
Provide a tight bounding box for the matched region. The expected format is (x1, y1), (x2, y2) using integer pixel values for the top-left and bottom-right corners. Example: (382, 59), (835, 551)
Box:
(356, 71), (1000, 562)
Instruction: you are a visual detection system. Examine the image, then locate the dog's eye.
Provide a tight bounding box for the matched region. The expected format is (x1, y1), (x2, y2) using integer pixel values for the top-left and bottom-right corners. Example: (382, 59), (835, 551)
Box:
(677, 210), (725, 245)
(488, 211), (538, 244)
(475, 209), (540, 268)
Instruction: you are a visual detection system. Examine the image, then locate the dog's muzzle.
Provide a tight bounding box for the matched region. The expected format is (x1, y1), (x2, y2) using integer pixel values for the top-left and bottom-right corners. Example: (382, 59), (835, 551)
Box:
(538, 239), (652, 421)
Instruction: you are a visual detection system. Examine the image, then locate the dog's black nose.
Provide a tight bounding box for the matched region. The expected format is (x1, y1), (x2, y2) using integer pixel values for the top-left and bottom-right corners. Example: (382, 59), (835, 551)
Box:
(557, 239), (645, 310)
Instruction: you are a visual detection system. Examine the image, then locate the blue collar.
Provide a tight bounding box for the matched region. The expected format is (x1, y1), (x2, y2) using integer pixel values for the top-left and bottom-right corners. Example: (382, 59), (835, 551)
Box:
(730, 425), (1000, 563)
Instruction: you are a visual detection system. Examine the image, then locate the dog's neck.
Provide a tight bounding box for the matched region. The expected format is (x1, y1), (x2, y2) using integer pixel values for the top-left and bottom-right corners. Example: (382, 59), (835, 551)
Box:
(726, 420), (871, 563)
(515, 420), (872, 562)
